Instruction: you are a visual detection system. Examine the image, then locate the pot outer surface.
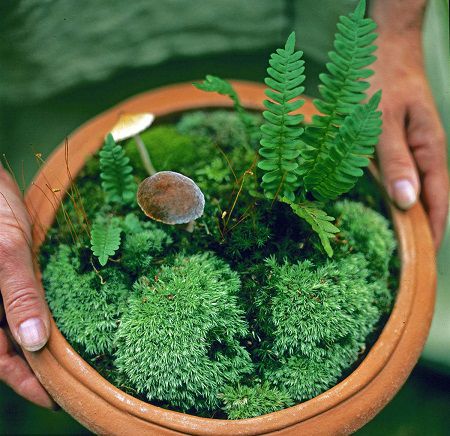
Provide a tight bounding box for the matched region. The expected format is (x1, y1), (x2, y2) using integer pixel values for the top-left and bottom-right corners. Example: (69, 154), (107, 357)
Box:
(24, 82), (436, 436)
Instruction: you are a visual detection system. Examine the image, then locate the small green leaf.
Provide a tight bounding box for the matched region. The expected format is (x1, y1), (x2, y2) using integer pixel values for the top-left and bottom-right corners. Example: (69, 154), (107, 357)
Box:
(90, 219), (122, 266)
(282, 198), (339, 257)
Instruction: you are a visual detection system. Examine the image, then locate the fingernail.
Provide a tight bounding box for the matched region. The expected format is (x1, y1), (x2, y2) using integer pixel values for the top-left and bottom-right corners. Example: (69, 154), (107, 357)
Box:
(18, 318), (48, 352)
(392, 179), (417, 209)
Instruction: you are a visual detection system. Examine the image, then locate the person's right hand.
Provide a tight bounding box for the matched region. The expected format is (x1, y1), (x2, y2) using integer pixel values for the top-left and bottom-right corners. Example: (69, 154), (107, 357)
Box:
(0, 165), (54, 408)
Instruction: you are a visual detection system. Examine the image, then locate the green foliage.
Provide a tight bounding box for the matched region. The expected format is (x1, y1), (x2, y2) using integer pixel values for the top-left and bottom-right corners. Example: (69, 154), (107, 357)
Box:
(90, 218), (122, 266)
(219, 383), (294, 419)
(43, 245), (129, 355)
(124, 125), (211, 177)
(193, 76), (258, 145)
(332, 200), (396, 312)
(307, 92), (382, 201)
(177, 110), (262, 152)
(256, 254), (380, 401)
(99, 134), (136, 204)
(114, 252), (253, 411)
(301, 0), (380, 198)
(120, 213), (173, 275)
(258, 32), (305, 202)
(283, 199), (339, 257)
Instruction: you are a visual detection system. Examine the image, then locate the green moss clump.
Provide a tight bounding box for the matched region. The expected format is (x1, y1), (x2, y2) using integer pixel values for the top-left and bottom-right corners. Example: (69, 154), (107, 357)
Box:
(124, 125), (212, 177)
(332, 200), (396, 313)
(120, 214), (173, 275)
(43, 245), (129, 355)
(219, 383), (294, 419)
(332, 200), (395, 278)
(256, 254), (380, 401)
(114, 252), (253, 412)
(177, 110), (258, 150)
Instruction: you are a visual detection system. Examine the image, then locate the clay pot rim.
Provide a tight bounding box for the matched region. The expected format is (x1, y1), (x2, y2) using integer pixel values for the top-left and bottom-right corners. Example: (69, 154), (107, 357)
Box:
(24, 81), (436, 435)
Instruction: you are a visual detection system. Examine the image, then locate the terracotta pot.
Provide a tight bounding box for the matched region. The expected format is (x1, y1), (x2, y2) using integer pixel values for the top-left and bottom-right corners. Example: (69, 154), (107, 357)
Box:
(24, 82), (436, 435)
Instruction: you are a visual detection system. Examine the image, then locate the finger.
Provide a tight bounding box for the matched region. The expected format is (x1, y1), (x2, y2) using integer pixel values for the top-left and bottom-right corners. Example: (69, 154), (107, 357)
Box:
(377, 104), (420, 209)
(407, 101), (449, 249)
(0, 327), (54, 408)
(0, 193), (50, 352)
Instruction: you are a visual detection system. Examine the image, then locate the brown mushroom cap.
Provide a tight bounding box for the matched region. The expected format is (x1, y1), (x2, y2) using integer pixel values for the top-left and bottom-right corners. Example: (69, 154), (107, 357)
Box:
(137, 171), (205, 225)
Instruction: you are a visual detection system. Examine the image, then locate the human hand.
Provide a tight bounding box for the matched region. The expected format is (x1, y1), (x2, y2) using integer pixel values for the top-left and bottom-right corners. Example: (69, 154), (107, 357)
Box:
(0, 166), (54, 408)
(370, 3), (449, 250)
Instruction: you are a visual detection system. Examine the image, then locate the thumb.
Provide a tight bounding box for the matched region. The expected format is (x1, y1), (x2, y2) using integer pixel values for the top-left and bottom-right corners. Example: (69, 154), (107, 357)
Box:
(377, 108), (420, 210)
(0, 176), (50, 352)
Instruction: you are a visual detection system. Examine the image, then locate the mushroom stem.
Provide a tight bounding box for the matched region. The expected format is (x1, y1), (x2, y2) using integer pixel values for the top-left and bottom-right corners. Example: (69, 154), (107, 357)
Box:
(134, 134), (157, 176)
(185, 221), (195, 233)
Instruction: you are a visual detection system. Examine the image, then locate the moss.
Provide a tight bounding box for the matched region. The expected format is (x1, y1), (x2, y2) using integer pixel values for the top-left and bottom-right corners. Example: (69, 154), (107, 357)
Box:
(219, 383), (294, 419)
(331, 200), (396, 313)
(43, 245), (129, 355)
(114, 252), (253, 412)
(177, 110), (261, 151)
(124, 125), (212, 177)
(255, 254), (381, 401)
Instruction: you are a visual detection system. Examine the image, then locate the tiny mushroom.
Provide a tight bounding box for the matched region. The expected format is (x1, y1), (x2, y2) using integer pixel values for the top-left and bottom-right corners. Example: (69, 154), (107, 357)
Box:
(110, 112), (156, 175)
(137, 171), (205, 225)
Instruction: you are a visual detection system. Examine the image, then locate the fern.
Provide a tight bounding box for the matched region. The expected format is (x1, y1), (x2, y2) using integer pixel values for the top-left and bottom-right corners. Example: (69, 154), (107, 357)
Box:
(90, 219), (122, 266)
(309, 91), (382, 200)
(100, 133), (136, 204)
(301, 0), (378, 191)
(193, 75), (258, 145)
(282, 199), (339, 257)
(257, 31), (305, 202)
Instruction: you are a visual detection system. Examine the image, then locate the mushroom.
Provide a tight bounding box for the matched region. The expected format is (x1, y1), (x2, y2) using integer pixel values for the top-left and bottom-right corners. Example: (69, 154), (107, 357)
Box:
(110, 112), (156, 175)
(137, 171), (205, 225)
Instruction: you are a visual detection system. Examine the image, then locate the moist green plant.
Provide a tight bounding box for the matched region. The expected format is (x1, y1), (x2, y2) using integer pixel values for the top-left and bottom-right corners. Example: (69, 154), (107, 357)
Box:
(124, 125), (212, 177)
(114, 252), (253, 411)
(90, 218), (122, 266)
(257, 31), (305, 201)
(43, 245), (129, 355)
(100, 134), (136, 205)
(40, 0), (398, 421)
(193, 75), (259, 147)
(255, 252), (382, 401)
(301, 0), (379, 197)
(219, 383), (294, 419)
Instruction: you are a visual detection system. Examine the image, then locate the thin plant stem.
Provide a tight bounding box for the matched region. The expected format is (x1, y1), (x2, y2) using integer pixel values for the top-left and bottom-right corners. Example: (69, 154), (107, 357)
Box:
(134, 134), (156, 176)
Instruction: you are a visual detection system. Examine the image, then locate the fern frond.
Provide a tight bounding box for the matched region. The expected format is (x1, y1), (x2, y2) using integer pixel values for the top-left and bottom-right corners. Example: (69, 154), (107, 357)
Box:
(309, 91), (382, 200)
(100, 134), (136, 204)
(193, 75), (258, 144)
(90, 219), (122, 266)
(301, 0), (378, 188)
(258, 32), (305, 202)
(282, 199), (339, 257)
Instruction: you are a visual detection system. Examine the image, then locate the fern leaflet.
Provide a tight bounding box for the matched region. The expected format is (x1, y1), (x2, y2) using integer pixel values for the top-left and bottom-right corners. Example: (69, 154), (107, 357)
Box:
(100, 134), (136, 204)
(282, 199), (339, 257)
(301, 0), (378, 191)
(309, 91), (382, 200)
(258, 32), (305, 202)
(90, 219), (122, 266)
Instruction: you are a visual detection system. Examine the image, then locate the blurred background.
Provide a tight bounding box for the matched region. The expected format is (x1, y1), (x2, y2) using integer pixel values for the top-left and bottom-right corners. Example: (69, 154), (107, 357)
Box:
(0, 0), (449, 434)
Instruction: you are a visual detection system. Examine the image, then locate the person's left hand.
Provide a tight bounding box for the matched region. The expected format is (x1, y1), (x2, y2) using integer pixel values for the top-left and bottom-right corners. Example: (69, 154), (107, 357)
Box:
(370, 30), (449, 249)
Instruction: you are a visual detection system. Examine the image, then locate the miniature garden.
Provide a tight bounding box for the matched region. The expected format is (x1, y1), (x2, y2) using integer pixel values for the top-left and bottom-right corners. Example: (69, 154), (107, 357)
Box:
(39, 0), (397, 420)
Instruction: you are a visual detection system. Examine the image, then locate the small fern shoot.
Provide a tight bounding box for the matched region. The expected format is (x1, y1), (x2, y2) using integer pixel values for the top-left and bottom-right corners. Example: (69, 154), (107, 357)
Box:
(309, 91), (382, 201)
(193, 75), (258, 145)
(258, 32), (305, 202)
(90, 219), (122, 266)
(100, 134), (136, 205)
(301, 0), (378, 191)
(282, 199), (339, 257)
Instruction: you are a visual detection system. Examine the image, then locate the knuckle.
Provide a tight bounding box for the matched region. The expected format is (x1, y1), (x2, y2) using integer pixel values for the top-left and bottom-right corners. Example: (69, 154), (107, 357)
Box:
(3, 284), (41, 317)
